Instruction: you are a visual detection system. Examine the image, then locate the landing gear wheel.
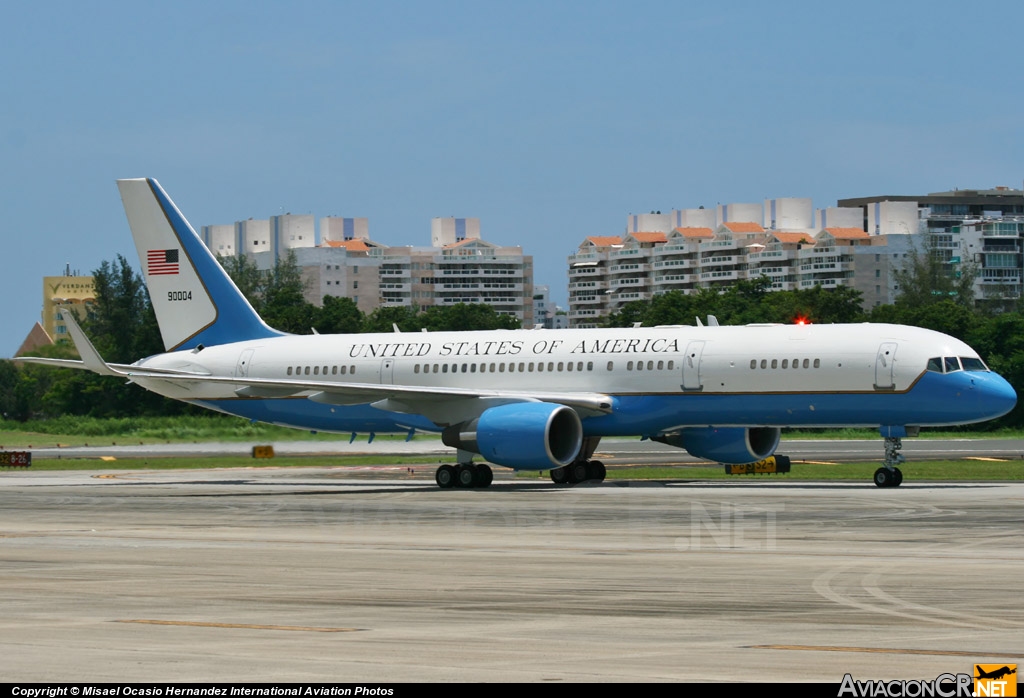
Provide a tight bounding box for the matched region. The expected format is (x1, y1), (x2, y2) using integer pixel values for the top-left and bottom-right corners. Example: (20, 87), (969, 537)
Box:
(550, 467), (569, 484)
(588, 460), (606, 482)
(892, 467), (903, 487)
(570, 462), (588, 484)
(436, 464), (456, 489)
(476, 464), (493, 488)
(873, 467), (893, 488)
(456, 464), (476, 488)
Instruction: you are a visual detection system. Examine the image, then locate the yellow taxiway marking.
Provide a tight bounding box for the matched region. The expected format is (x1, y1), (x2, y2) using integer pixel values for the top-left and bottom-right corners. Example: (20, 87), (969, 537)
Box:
(751, 645), (1021, 658)
(118, 620), (362, 633)
(965, 456), (1010, 462)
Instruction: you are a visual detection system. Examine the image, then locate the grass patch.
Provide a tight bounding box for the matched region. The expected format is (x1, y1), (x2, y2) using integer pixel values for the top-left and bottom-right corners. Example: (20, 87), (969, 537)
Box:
(11, 454), (445, 471)
(0, 415), (440, 449)
(518, 459), (1024, 481)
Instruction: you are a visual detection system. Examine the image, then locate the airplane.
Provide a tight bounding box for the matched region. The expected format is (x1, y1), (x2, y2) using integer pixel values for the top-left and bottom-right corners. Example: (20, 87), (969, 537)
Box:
(975, 666), (1016, 681)
(17, 178), (1018, 489)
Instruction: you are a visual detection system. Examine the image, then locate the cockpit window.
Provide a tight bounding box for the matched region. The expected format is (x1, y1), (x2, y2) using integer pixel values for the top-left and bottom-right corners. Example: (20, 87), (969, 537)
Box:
(960, 357), (989, 372)
(926, 357), (943, 372)
(944, 357), (962, 373)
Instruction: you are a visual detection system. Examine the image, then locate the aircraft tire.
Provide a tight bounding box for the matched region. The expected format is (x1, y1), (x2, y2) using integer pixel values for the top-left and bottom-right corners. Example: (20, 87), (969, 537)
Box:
(570, 462), (588, 484)
(476, 464), (493, 488)
(588, 460), (606, 482)
(456, 464), (476, 488)
(436, 464), (456, 489)
(873, 467), (893, 488)
(892, 467), (903, 487)
(550, 467), (569, 484)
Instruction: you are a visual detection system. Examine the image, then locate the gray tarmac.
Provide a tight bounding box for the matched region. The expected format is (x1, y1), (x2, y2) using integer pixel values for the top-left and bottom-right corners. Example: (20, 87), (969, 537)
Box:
(1, 466), (1022, 683)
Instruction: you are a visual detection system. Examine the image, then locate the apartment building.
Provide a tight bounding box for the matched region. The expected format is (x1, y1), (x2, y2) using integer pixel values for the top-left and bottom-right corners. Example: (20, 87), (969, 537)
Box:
(568, 197), (913, 327)
(202, 215), (534, 325)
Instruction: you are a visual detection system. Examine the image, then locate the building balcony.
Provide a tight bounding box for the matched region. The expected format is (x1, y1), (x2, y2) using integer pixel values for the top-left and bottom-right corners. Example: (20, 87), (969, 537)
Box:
(652, 244), (692, 256)
(699, 270), (739, 282)
(608, 263), (647, 274)
(652, 259), (693, 270)
(652, 274), (693, 286)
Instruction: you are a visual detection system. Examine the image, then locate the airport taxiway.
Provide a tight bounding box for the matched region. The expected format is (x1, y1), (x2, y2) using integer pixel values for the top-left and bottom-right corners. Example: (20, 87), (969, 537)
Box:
(1, 467), (1021, 682)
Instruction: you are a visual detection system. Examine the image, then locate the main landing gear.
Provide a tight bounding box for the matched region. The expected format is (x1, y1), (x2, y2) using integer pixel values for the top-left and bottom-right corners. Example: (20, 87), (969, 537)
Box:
(435, 463), (493, 489)
(873, 435), (905, 488)
(550, 435), (607, 485)
(550, 459), (606, 485)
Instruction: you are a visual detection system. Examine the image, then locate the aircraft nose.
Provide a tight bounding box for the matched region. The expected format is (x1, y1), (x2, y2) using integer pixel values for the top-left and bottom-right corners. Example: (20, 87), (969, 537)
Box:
(977, 371), (1017, 420)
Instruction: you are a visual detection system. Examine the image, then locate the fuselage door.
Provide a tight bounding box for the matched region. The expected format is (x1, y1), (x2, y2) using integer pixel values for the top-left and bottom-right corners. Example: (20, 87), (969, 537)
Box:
(874, 342), (898, 390)
(235, 348), (255, 378)
(681, 340), (705, 392)
(380, 358), (395, 385)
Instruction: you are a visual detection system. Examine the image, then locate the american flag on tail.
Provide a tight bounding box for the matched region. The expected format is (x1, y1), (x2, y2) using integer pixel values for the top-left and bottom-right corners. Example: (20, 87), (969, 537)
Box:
(147, 249), (180, 275)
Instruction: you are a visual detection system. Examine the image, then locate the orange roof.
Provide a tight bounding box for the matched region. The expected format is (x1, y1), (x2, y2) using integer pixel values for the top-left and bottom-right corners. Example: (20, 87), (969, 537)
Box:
(323, 239), (371, 251)
(723, 221), (765, 233)
(673, 227), (714, 238)
(823, 227), (871, 239)
(629, 232), (667, 243)
(771, 232), (815, 244)
(585, 236), (623, 247)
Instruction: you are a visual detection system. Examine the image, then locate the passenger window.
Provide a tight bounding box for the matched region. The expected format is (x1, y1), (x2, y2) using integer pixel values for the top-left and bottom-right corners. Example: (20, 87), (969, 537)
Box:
(782, 359), (788, 369)
(657, 361), (664, 370)
(287, 367), (293, 376)
(490, 363), (496, 372)
(802, 359), (809, 369)
(350, 366), (356, 375)
(667, 361), (674, 370)
(771, 359), (778, 369)
(944, 357), (961, 373)
(519, 362), (525, 372)
(567, 362), (574, 372)
(332, 366), (338, 375)
(304, 366), (310, 375)
(499, 363), (505, 372)
(557, 362), (564, 371)
(607, 361), (614, 371)
(813, 359), (820, 368)
(537, 362), (544, 372)
(627, 361), (634, 370)
(647, 361), (654, 370)
(314, 366), (319, 375)
(341, 366), (347, 375)
(442, 364), (448, 373)
(586, 362), (593, 371)
(760, 359), (767, 369)
(414, 365), (420, 374)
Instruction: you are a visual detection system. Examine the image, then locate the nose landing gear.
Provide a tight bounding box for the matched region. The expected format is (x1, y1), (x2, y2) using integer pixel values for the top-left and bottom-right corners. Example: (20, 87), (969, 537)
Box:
(873, 433), (907, 488)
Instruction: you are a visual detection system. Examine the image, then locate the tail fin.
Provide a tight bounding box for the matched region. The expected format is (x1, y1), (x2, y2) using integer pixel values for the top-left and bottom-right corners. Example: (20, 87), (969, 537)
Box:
(117, 178), (283, 351)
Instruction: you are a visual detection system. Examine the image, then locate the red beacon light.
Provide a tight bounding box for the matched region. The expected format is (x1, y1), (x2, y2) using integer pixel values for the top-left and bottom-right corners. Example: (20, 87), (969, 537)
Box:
(794, 316), (810, 325)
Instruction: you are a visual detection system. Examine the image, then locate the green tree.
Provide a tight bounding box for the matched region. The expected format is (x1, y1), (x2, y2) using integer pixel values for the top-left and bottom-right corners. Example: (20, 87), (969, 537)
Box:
(362, 305), (423, 333)
(315, 296), (364, 334)
(891, 237), (977, 311)
(419, 304), (520, 331)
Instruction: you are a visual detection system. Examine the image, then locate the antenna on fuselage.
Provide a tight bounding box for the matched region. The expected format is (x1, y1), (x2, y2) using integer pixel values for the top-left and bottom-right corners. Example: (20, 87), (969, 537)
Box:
(392, 323), (401, 333)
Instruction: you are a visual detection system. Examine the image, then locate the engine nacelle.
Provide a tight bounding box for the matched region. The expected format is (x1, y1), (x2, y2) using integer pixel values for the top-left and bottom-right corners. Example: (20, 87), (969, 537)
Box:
(653, 426), (781, 464)
(442, 402), (583, 470)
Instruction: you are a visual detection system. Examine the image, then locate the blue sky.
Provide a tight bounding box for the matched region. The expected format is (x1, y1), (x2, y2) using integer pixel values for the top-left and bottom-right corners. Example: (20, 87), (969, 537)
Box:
(2, 0), (1022, 357)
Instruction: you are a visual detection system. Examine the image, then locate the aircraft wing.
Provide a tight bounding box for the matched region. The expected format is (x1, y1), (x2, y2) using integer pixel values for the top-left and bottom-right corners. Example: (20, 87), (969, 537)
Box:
(23, 309), (611, 426)
(123, 367), (614, 423)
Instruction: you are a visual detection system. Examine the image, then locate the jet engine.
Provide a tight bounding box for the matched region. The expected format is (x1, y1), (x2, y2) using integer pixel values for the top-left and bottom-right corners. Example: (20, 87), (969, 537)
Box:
(442, 402), (583, 470)
(652, 426), (781, 464)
